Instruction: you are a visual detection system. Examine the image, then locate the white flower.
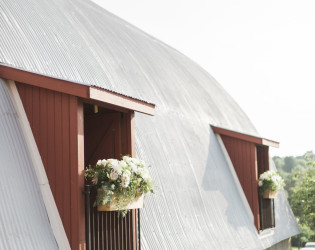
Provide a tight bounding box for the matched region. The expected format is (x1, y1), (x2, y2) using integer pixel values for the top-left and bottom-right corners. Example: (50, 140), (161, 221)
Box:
(137, 167), (145, 177)
(107, 159), (119, 165)
(109, 171), (119, 181)
(121, 173), (130, 187)
(111, 184), (115, 189)
(129, 163), (138, 173)
(97, 160), (102, 166)
(101, 159), (107, 166)
(112, 165), (122, 174)
(122, 180), (130, 188)
(124, 170), (131, 177)
(259, 173), (267, 180)
(258, 180), (263, 187)
(122, 173), (130, 180)
(122, 156), (132, 163)
(119, 160), (127, 168)
(131, 158), (140, 165)
(109, 160), (122, 174)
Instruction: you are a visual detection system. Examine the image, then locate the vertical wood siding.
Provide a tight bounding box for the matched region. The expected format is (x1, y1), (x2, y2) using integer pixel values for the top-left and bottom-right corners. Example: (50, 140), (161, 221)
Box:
(221, 135), (260, 230)
(16, 82), (84, 249)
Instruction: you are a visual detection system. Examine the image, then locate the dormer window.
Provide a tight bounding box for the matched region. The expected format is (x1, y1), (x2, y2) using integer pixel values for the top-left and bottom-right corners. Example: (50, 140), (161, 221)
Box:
(211, 125), (279, 232)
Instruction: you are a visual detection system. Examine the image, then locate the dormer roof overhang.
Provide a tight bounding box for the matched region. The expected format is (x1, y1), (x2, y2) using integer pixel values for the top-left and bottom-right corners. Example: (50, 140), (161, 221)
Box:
(0, 65), (155, 116)
(211, 125), (279, 148)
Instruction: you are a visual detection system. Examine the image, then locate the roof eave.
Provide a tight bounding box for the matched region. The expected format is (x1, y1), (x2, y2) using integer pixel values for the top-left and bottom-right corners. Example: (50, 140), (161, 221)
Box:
(0, 64), (155, 116)
(211, 125), (279, 148)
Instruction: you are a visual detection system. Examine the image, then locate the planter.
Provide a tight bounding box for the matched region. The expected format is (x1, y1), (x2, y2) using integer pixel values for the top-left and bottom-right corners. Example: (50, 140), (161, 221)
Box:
(96, 189), (144, 211)
(263, 189), (278, 199)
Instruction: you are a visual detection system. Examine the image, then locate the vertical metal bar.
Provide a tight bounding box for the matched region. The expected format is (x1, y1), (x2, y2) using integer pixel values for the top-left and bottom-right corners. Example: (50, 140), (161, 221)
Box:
(110, 213), (112, 250)
(120, 215), (123, 250)
(259, 194), (263, 230)
(272, 199), (275, 228)
(92, 198), (95, 250)
(124, 214), (127, 250)
(105, 212), (108, 250)
(84, 185), (92, 250)
(113, 213), (116, 250)
(97, 210), (100, 249)
(128, 212), (131, 250)
(138, 209), (141, 250)
(101, 212), (104, 250)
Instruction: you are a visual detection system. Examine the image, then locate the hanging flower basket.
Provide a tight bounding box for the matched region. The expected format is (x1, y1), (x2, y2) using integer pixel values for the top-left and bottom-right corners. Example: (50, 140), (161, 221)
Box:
(85, 156), (154, 216)
(97, 190), (144, 211)
(258, 170), (284, 199)
(262, 189), (278, 199)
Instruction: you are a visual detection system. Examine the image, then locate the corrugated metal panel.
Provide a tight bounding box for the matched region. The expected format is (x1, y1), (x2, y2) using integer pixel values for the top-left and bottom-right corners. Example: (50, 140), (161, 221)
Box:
(0, 1), (300, 249)
(0, 0), (256, 136)
(0, 78), (58, 250)
(135, 113), (300, 249)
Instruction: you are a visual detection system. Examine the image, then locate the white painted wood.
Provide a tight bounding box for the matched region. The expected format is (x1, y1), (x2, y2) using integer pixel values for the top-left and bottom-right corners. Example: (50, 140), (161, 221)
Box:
(89, 86), (155, 116)
(6, 79), (71, 250)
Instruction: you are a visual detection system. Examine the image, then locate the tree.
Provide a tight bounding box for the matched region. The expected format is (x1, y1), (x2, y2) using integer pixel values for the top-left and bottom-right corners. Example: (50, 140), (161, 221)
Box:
(273, 151), (315, 246)
(283, 156), (297, 172)
(290, 159), (315, 245)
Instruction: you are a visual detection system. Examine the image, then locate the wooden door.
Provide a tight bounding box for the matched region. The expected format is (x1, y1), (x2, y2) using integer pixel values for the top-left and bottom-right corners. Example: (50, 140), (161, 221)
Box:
(84, 112), (139, 250)
(85, 113), (122, 165)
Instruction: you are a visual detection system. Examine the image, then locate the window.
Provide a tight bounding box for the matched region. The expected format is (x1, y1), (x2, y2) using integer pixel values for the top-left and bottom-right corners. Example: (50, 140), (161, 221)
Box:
(211, 125), (279, 231)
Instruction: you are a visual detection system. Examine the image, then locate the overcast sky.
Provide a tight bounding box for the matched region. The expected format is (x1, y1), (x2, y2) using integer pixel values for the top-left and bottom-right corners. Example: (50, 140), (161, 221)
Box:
(92, 0), (315, 157)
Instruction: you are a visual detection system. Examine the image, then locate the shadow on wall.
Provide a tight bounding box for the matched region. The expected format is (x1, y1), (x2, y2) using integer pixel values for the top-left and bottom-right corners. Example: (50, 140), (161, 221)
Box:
(201, 127), (257, 232)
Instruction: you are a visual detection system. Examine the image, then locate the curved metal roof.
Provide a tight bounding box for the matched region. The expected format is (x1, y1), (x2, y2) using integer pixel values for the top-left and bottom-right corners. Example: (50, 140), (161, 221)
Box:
(0, 0), (256, 135)
(0, 0), (299, 249)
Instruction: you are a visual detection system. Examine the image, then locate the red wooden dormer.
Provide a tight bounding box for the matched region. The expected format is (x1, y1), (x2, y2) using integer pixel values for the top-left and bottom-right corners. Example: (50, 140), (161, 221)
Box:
(211, 125), (279, 232)
(0, 65), (155, 250)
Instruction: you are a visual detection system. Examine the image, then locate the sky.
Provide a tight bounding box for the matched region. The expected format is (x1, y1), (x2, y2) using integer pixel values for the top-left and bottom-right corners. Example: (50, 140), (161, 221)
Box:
(91, 0), (315, 157)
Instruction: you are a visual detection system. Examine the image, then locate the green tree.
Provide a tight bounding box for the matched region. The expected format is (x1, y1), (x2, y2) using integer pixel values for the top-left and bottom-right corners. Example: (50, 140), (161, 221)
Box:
(283, 156), (297, 172)
(290, 160), (315, 245)
(273, 151), (315, 246)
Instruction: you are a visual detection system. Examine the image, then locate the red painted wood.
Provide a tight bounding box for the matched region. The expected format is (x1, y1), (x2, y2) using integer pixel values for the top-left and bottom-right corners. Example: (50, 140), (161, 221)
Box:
(212, 125), (279, 147)
(16, 82), (139, 249)
(84, 113), (121, 165)
(0, 65), (155, 116)
(221, 135), (260, 230)
(16, 82), (83, 249)
(0, 65), (89, 98)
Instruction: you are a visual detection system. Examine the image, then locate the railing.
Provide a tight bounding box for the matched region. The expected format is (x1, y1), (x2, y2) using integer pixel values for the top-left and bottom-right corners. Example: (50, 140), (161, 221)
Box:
(83, 185), (141, 250)
(259, 194), (275, 231)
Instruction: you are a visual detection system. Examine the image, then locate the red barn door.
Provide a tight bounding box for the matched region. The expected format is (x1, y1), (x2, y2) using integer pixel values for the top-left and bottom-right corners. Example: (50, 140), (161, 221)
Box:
(84, 108), (139, 250)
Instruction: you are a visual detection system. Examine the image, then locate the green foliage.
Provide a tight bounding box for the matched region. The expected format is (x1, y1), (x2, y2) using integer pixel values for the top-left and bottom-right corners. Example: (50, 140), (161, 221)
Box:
(258, 170), (284, 193)
(85, 156), (155, 217)
(273, 151), (315, 246)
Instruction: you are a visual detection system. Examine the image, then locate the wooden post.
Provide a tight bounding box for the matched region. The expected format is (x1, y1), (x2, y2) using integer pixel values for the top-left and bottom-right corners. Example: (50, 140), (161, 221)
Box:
(70, 99), (86, 249)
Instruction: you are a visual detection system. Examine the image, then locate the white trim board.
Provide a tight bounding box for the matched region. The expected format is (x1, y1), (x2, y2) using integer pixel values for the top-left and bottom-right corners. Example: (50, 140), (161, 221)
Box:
(6, 79), (71, 250)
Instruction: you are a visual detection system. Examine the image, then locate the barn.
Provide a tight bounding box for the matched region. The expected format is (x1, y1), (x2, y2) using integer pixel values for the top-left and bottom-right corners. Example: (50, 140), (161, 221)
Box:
(0, 0), (299, 249)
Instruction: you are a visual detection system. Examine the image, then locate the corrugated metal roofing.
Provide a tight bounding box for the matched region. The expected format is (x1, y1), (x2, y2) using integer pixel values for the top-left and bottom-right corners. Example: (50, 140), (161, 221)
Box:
(135, 113), (299, 250)
(0, 0), (300, 249)
(0, 78), (58, 250)
(0, 0), (255, 135)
